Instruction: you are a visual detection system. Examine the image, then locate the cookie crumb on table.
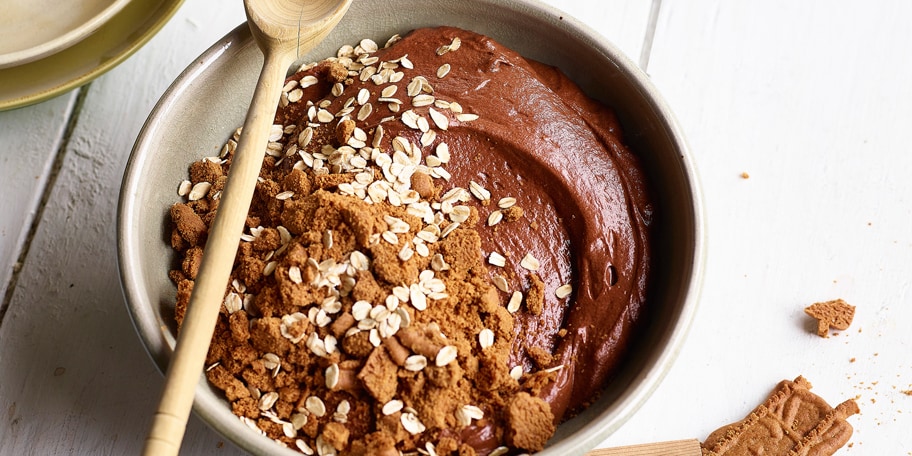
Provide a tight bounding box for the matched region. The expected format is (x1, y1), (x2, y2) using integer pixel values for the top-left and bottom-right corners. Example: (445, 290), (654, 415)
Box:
(804, 299), (856, 338)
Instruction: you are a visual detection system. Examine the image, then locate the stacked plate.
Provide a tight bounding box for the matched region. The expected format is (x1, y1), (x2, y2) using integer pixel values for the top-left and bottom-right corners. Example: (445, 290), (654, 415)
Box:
(0, 0), (184, 110)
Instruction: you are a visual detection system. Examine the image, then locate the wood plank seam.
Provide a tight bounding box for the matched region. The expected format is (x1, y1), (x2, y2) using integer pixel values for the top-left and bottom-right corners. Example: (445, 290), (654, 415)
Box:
(0, 85), (87, 328)
(638, 0), (663, 71)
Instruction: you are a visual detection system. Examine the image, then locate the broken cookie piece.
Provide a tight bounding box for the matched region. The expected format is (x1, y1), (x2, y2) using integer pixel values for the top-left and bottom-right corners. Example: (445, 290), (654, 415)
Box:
(505, 392), (556, 452)
(701, 376), (859, 456)
(804, 299), (855, 338)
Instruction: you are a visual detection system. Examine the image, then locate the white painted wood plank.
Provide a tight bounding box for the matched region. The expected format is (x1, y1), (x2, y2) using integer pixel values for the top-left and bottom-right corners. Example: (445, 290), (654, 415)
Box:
(0, 1), (247, 455)
(546, 0), (652, 65)
(601, 1), (912, 453)
(0, 1), (651, 455)
(0, 93), (76, 300)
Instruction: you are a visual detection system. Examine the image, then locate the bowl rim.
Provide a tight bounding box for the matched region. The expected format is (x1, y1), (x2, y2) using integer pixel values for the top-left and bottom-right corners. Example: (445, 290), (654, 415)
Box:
(118, 0), (705, 453)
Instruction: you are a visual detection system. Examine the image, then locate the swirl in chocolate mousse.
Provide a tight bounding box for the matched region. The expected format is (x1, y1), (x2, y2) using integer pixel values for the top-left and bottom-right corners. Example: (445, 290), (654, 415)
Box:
(175, 26), (652, 456)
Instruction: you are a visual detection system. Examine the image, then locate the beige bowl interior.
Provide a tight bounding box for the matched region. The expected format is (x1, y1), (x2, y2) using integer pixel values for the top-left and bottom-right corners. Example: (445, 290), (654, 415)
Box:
(119, 0), (704, 454)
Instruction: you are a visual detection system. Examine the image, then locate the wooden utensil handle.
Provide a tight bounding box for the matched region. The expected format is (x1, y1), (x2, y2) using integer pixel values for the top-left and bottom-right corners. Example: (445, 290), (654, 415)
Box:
(587, 439), (703, 456)
(142, 50), (293, 456)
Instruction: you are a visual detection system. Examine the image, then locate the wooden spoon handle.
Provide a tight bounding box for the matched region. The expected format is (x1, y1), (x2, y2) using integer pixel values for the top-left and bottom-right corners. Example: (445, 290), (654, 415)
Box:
(587, 439), (703, 456)
(142, 50), (294, 456)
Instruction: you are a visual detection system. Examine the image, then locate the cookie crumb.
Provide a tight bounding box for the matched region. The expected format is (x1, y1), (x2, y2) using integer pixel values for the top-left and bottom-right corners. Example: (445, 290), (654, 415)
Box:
(525, 273), (545, 316)
(526, 345), (553, 369)
(325, 62), (348, 83)
(805, 299), (855, 338)
(501, 205), (524, 222)
(335, 119), (356, 145)
(170, 203), (207, 247)
(504, 392), (555, 452)
(321, 422), (351, 451)
(410, 171), (435, 199)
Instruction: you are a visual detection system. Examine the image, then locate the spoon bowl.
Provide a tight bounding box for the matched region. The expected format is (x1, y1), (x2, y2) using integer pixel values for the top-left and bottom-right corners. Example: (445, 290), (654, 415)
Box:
(245, 0), (353, 58)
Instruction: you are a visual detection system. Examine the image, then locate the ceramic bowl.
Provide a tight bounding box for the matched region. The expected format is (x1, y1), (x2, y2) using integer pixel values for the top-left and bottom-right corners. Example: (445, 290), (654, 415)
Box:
(119, 0), (704, 454)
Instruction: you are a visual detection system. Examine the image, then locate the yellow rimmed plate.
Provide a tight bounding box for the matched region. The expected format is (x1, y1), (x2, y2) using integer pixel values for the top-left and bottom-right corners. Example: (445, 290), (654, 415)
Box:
(0, 0), (183, 111)
(0, 0), (132, 69)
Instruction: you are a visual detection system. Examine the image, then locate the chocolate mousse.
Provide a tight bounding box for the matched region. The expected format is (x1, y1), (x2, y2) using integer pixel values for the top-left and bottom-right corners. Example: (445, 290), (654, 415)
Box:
(168, 26), (653, 455)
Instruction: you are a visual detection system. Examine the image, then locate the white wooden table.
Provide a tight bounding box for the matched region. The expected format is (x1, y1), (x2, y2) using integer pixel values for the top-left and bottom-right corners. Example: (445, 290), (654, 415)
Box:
(2, 1), (910, 454)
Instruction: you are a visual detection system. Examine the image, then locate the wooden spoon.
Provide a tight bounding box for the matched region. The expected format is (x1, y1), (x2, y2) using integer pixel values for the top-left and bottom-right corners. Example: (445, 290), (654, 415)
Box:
(587, 439), (703, 455)
(142, 1), (351, 455)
